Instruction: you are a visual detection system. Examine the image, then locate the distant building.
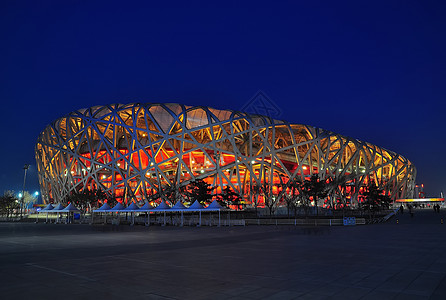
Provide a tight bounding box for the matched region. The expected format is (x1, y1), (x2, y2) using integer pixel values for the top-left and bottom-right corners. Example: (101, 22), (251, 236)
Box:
(35, 103), (416, 208)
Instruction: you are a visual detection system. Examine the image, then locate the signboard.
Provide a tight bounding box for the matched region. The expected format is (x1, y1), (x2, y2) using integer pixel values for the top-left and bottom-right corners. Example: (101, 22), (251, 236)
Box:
(343, 217), (356, 226)
(395, 198), (444, 203)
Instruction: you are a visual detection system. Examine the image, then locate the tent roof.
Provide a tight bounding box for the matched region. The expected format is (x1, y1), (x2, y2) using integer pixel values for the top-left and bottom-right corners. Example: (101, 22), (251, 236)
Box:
(124, 202), (140, 211)
(205, 200), (224, 210)
(138, 202), (152, 211)
(52, 203), (66, 212)
(62, 203), (80, 212)
(109, 202), (125, 211)
(154, 201), (171, 211)
(94, 202), (111, 212)
(40, 204), (54, 212)
(171, 201), (187, 211)
(188, 200), (204, 210)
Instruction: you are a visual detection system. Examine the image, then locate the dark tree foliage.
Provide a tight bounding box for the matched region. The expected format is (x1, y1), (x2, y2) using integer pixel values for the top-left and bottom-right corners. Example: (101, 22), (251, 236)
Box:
(67, 188), (107, 213)
(250, 183), (261, 212)
(159, 184), (181, 205)
(179, 185), (190, 203)
(283, 176), (304, 217)
(0, 192), (19, 219)
(106, 194), (118, 208)
(181, 179), (215, 205)
(219, 185), (242, 209)
(302, 174), (329, 215)
(261, 182), (275, 215)
(362, 181), (392, 213)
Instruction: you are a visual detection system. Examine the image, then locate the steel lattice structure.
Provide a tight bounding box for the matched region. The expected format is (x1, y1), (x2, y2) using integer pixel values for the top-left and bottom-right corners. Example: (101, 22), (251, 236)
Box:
(35, 103), (416, 206)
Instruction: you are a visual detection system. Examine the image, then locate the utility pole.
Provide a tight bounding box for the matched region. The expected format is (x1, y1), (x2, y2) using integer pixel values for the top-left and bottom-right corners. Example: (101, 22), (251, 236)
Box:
(21, 164), (29, 219)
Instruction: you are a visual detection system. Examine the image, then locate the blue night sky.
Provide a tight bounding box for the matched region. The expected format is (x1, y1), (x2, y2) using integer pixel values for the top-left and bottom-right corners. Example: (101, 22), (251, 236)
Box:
(1, 1), (445, 197)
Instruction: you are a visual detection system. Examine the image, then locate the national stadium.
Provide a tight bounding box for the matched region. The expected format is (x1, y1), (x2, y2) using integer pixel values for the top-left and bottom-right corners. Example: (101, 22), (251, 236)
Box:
(35, 103), (416, 208)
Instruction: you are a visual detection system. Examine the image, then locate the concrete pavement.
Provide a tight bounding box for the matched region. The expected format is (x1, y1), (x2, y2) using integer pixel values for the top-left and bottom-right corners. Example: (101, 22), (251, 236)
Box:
(0, 208), (445, 299)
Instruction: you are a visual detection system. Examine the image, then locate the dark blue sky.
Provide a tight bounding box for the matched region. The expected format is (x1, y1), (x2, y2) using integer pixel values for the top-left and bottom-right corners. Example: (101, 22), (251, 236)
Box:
(1, 0), (445, 197)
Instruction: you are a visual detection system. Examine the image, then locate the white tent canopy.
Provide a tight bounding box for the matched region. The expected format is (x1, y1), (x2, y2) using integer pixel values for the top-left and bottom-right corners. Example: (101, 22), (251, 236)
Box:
(40, 204), (54, 212)
(138, 202), (153, 226)
(123, 202), (140, 225)
(124, 202), (140, 212)
(62, 203), (80, 212)
(139, 202), (152, 211)
(109, 202), (125, 212)
(171, 201), (188, 227)
(94, 202), (111, 212)
(52, 203), (66, 212)
(187, 200), (205, 226)
(188, 200), (204, 210)
(204, 200), (226, 227)
(171, 201), (187, 211)
(154, 201), (171, 211)
(153, 201), (171, 226)
(92, 202), (112, 225)
(205, 200), (224, 211)
(37, 203), (54, 223)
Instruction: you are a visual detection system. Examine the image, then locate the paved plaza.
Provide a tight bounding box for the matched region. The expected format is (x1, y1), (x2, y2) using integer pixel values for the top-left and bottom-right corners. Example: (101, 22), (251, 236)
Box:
(1, 208), (446, 299)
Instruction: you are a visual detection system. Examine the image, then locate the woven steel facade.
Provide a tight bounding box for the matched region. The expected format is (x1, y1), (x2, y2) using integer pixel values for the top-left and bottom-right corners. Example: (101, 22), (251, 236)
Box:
(35, 103), (416, 206)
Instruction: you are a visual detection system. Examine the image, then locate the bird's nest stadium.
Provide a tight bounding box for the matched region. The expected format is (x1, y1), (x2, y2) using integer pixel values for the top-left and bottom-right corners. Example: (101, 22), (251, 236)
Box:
(35, 103), (416, 208)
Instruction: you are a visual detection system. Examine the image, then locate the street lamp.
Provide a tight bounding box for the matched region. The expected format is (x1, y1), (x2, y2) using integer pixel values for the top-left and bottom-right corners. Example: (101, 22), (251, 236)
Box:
(21, 164), (29, 218)
(34, 191), (39, 206)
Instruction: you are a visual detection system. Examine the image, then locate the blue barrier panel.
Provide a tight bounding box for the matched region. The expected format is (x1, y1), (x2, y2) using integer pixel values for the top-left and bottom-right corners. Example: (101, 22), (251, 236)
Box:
(344, 217), (356, 226)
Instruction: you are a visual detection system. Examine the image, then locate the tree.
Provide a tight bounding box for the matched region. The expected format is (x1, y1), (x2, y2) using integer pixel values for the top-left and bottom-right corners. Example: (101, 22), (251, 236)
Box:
(159, 183), (181, 205)
(379, 194), (392, 210)
(283, 176), (304, 217)
(261, 182), (275, 216)
(67, 188), (106, 214)
(219, 186), (242, 209)
(181, 179), (215, 205)
(21, 191), (38, 212)
(326, 174), (356, 213)
(67, 192), (89, 214)
(0, 191), (19, 219)
(302, 174), (329, 215)
(106, 194), (118, 207)
(250, 183), (261, 214)
(362, 180), (392, 217)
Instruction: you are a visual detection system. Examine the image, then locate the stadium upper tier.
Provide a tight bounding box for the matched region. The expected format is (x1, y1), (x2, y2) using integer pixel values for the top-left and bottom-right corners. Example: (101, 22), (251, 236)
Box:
(35, 103), (416, 206)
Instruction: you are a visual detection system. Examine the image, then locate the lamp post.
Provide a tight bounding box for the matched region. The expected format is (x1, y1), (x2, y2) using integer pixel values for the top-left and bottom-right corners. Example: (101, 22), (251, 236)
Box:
(21, 164), (29, 219)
